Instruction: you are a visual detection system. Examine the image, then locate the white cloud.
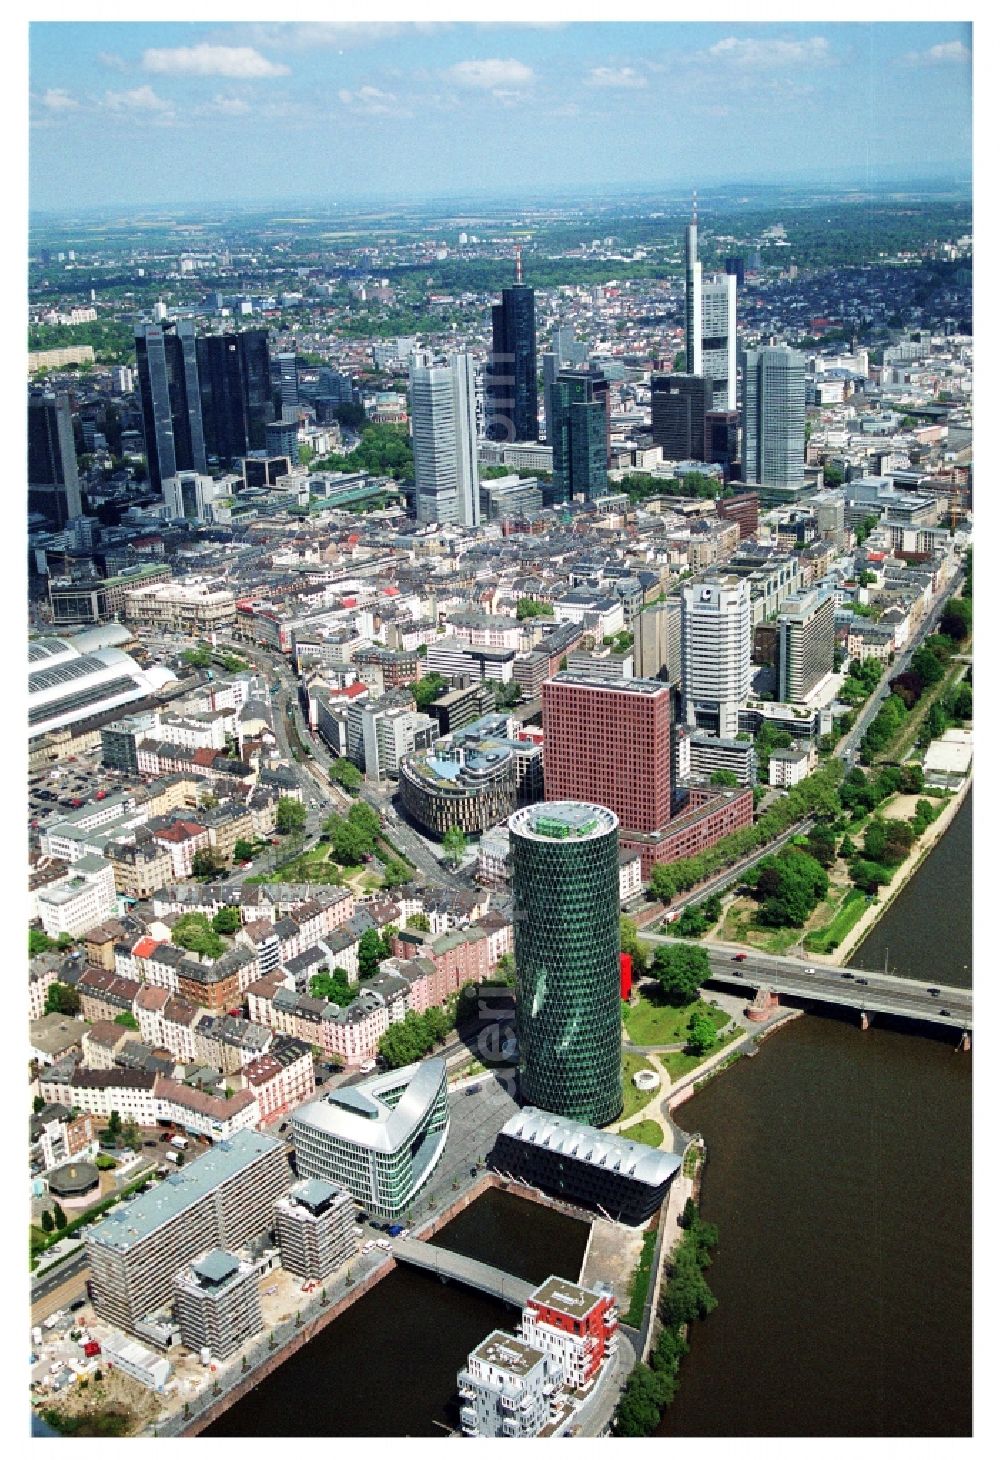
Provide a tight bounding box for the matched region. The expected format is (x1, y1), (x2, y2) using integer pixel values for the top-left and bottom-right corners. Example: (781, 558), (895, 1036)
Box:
(231, 22), (441, 52)
(586, 66), (648, 89)
(97, 52), (128, 73)
(902, 40), (971, 66)
(707, 36), (831, 68)
(103, 85), (173, 113)
(338, 85), (398, 116)
(142, 44), (289, 79)
(206, 95), (250, 116)
(40, 89), (79, 111)
(448, 58), (534, 95)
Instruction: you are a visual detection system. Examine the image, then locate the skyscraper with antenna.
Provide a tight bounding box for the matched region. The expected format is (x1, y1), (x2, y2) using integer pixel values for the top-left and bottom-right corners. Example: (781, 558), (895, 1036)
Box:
(682, 193), (737, 413)
(486, 247), (538, 443)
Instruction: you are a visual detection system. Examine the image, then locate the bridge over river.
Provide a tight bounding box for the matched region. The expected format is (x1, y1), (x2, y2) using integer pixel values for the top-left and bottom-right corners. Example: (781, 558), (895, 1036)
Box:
(389, 1237), (536, 1307)
(641, 933), (973, 1038)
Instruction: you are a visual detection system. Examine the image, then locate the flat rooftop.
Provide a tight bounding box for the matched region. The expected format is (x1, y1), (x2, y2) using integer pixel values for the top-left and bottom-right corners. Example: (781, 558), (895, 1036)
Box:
(510, 801), (617, 842)
(529, 1276), (602, 1321)
(472, 1329), (545, 1378)
(85, 1129), (284, 1253)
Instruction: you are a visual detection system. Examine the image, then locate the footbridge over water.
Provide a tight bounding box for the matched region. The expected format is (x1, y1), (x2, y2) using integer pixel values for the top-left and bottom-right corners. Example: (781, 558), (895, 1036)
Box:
(390, 1237), (535, 1307)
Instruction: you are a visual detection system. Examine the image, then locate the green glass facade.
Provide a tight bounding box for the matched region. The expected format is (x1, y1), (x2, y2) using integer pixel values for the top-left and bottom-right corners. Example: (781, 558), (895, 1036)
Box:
(510, 802), (623, 1127)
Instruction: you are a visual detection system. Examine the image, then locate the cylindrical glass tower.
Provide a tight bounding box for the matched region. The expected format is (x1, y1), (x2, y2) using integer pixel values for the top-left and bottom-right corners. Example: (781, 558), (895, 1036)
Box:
(510, 801), (622, 1127)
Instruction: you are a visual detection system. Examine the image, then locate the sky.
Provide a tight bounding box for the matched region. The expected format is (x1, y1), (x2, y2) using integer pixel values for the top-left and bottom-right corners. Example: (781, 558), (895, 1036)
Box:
(28, 17), (973, 212)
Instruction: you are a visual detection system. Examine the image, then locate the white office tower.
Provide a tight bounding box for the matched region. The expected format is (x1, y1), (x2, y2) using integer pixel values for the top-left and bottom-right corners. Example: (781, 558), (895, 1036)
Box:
(410, 352), (480, 527)
(684, 198), (737, 412)
(152, 300), (167, 322)
(742, 346), (806, 497)
(684, 200), (702, 377)
(681, 576), (751, 740)
(700, 273), (737, 411)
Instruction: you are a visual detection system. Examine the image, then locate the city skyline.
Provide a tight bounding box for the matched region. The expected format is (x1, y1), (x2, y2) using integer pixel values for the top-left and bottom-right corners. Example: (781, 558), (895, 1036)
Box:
(29, 19), (972, 211)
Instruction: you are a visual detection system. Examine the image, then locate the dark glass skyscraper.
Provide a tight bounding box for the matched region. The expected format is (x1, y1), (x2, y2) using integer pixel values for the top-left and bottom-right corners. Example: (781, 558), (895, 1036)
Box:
(510, 801), (623, 1128)
(548, 369), (609, 504)
(650, 372), (713, 461)
(135, 320), (207, 495)
(27, 388), (81, 527)
(196, 329), (272, 466)
(486, 257), (538, 444)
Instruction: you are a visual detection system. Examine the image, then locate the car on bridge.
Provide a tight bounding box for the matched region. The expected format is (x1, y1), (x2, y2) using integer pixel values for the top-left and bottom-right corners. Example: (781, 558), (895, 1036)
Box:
(732, 953), (748, 962)
(928, 987), (941, 996)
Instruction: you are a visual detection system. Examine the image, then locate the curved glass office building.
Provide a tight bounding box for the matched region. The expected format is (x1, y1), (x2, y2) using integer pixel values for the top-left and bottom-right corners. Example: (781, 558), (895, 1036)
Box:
(510, 802), (622, 1127)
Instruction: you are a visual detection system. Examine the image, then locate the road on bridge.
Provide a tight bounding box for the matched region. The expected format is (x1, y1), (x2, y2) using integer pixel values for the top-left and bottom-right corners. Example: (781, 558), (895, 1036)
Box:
(640, 933), (972, 1029)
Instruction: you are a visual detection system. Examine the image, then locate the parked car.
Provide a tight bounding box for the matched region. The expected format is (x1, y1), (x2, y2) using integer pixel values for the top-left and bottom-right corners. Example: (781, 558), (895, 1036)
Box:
(927, 987), (941, 997)
(732, 953), (748, 962)
(856, 977), (869, 986)
(359, 1059), (377, 1074)
(375, 1239), (392, 1251)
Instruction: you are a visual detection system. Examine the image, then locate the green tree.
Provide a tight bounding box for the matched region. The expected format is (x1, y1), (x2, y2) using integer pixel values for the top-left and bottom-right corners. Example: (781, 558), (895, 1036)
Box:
(310, 968), (353, 1006)
(442, 825), (467, 867)
(40, 1209), (54, 1233)
(855, 513), (880, 545)
(685, 1011), (717, 1056)
(406, 912), (431, 932)
(939, 597), (972, 643)
(410, 672), (449, 710)
(33, 1095), (45, 1115)
(709, 768), (739, 787)
(348, 801), (381, 840)
(330, 757), (363, 793)
(619, 916), (650, 977)
(850, 859), (893, 894)
(171, 913), (224, 961)
(381, 858), (410, 889)
(44, 982), (81, 1016)
(106, 1110), (122, 1141)
(805, 822), (838, 868)
(748, 847), (828, 927)
(114, 1011), (139, 1031)
(276, 797), (307, 834)
(358, 928), (383, 980)
(191, 848), (226, 879)
(516, 597), (554, 620)
(494, 951), (515, 985)
(233, 839), (255, 863)
(652, 945), (710, 1006)
(29, 927), (56, 956)
(212, 906), (241, 935)
(614, 1366), (669, 1436)
(121, 1119), (141, 1152)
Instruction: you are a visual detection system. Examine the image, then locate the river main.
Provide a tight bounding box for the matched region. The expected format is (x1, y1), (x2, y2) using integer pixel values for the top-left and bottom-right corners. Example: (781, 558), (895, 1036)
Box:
(660, 790), (972, 1437)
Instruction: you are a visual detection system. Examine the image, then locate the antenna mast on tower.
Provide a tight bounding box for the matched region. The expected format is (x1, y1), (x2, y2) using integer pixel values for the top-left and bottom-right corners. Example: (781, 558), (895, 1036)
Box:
(514, 244), (523, 285)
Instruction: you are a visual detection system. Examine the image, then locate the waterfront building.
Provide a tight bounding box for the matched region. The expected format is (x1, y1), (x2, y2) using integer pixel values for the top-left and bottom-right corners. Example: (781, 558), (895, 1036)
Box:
(776, 588), (835, 703)
(681, 576), (752, 739)
(28, 388), (81, 527)
(491, 1108), (681, 1224)
(275, 1178), (358, 1281)
(173, 1249), (263, 1360)
(458, 1330), (564, 1438)
(84, 1130), (288, 1338)
(291, 1060), (449, 1220)
(520, 1276), (619, 1391)
(541, 674), (673, 834)
(135, 319), (207, 496)
(741, 346), (806, 499)
(486, 254), (538, 444)
(410, 352), (480, 527)
(509, 803), (623, 1128)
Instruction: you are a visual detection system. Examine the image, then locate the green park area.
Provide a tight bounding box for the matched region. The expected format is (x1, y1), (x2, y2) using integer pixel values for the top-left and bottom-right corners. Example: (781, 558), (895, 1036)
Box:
(621, 1053), (659, 1120)
(625, 995), (728, 1049)
(627, 1121), (664, 1149)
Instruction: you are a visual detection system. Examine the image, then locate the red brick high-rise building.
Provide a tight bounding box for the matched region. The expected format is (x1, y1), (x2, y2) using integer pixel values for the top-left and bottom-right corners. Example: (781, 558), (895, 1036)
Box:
(542, 671), (753, 877)
(542, 674), (672, 834)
